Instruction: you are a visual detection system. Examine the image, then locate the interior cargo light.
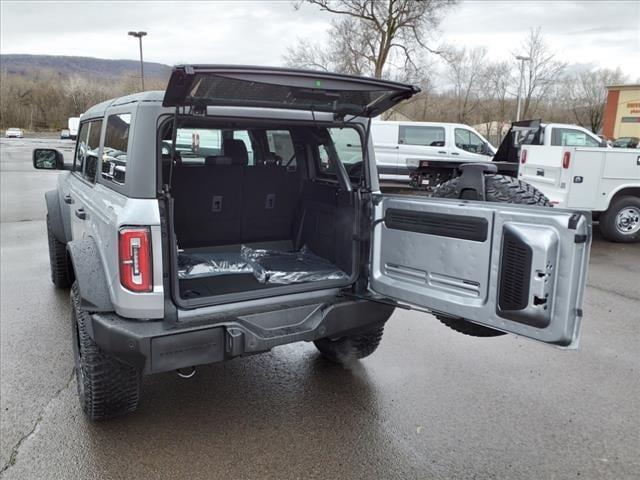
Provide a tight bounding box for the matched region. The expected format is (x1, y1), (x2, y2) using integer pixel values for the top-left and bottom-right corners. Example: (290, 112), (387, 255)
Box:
(562, 151), (571, 169)
(119, 227), (152, 292)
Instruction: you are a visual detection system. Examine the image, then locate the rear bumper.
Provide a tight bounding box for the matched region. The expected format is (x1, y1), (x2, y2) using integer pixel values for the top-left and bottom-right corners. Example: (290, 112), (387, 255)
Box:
(87, 298), (394, 374)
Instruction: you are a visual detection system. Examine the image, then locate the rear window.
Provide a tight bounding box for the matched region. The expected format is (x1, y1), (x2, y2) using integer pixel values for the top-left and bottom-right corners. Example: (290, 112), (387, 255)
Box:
(182, 73), (395, 115)
(317, 127), (363, 176)
(399, 125), (445, 147)
(102, 113), (131, 185)
(551, 128), (601, 147)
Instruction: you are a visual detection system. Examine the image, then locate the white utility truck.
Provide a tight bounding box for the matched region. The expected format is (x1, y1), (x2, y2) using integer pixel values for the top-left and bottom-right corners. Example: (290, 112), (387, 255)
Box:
(519, 145), (640, 242)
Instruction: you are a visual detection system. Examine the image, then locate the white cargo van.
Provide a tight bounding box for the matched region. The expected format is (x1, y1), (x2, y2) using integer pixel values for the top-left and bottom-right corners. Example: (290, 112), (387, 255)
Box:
(519, 145), (640, 242)
(372, 121), (497, 182)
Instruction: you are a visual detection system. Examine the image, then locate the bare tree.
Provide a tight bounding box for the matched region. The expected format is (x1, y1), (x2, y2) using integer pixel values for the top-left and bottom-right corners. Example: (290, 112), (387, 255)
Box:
(442, 46), (487, 123)
(566, 67), (627, 133)
(517, 28), (566, 119)
(284, 0), (457, 79)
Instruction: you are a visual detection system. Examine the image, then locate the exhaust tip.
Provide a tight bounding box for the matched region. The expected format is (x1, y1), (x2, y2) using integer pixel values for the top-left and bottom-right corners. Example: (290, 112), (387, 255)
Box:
(176, 366), (196, 379)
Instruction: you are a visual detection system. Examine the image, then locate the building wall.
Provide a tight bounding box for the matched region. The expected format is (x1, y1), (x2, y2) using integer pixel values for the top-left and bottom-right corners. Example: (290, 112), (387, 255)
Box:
(616, 89), (640, 138)
(602, 89), (619, 139)
(602, 86), (640, 139)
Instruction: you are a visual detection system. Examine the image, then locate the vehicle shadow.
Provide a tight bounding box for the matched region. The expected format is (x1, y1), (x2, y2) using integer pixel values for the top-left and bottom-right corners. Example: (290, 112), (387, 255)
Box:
(85, 344), (412, 478)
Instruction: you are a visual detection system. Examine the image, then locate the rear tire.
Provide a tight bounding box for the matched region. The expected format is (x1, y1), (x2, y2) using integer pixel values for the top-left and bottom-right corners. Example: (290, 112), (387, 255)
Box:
(598, 196), (640, 243)
(432, 174), (551, 337)
(47, 214), (72, 288)
(314, 324), (385, 363)
(71, 283), (141, 420)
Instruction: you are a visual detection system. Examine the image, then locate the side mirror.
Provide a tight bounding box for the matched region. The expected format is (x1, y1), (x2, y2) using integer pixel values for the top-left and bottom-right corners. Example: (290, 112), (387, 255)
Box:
(33, 149), (64, 170)
(482, 142), (493, 156)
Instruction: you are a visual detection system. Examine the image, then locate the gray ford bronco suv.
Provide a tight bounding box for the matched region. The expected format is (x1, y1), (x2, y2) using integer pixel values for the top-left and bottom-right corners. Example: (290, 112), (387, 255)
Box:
(33, 66), (591, 420)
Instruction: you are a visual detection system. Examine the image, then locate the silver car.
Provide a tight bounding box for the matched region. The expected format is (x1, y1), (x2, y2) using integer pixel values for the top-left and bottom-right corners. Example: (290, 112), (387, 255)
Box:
(33, 65), (591, 420)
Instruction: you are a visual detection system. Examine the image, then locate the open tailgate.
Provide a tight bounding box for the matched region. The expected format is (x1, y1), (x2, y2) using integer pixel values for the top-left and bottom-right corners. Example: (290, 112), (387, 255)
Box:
(162, 65), (420, 117)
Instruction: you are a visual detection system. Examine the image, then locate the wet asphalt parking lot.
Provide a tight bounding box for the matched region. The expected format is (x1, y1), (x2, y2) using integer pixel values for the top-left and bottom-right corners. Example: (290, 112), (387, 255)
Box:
(1, 136), (639, 479)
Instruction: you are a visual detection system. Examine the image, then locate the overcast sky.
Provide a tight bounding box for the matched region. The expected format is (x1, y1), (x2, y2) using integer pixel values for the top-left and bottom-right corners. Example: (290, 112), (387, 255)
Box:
(1, 0), (639, 81)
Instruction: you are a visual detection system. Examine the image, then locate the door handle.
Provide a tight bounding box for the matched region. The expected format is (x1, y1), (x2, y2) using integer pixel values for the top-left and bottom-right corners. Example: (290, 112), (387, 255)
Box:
(63, 194), (73, 204)
(451, 152), (460, 156)
(75, 208), (86, 220)
(438, 151), (447, 154)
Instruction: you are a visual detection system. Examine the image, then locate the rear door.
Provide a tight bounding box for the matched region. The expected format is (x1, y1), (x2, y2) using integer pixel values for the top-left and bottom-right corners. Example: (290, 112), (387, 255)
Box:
(369, 195), (591, 348)
(371, 123), (400, 176)
(163, 65), (419, 117)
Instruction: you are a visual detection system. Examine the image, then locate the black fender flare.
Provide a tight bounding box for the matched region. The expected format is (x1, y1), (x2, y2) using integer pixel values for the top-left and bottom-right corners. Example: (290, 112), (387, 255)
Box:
(67, 238), (114, 312)
(45, 190), (68, 243)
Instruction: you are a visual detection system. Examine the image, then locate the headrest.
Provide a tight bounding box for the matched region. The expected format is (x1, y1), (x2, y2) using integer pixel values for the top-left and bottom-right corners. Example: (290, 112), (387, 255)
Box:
(222, 139), (248, 166)
(205, 155), (234, 166)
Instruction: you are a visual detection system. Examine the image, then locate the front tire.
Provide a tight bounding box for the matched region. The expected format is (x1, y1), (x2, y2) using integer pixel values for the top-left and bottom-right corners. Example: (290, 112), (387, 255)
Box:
(598, 196), (640, 243)
(314, 324), (385, 363)
(71, 283), (141, 420)
(47, 214), (72, 288)
(431, 174), (551, 337)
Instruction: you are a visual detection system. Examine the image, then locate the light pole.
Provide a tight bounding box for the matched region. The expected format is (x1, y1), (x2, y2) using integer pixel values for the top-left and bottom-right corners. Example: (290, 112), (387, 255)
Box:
(128, 31), (147, 91)
(515, 55), (530, 121)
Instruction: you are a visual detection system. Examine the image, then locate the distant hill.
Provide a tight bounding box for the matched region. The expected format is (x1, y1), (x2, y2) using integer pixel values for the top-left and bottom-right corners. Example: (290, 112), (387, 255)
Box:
(0, 54), (172, 81)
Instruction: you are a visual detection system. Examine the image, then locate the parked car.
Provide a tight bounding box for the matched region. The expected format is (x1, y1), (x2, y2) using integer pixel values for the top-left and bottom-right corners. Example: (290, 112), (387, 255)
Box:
(613, 137), (639, 149)
(32, 65), (591, 420)
(519, 143), (640, 242)
(5, 127), (24, 138)
(60, 129), (71, 139)
(372, 121), (501, 185)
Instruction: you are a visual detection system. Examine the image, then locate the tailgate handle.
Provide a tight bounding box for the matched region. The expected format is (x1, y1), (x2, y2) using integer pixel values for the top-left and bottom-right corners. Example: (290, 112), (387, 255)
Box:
(536, 168), (544, 176)
(75, 208), (86, 220)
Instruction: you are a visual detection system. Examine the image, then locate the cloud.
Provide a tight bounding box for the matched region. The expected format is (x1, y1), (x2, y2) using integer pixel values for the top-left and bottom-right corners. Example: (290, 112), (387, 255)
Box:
(1, 0), (638, 79)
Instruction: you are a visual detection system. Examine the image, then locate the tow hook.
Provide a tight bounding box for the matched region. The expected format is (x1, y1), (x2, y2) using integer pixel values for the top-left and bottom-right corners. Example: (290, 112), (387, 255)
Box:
(176, 366), (196, 379)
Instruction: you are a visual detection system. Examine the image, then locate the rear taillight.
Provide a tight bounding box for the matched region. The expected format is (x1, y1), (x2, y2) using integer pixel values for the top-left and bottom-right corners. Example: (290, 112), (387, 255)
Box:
(562, 151), (571, 169)
(119, 227), (152, 292)
(520, 149), (528, 164)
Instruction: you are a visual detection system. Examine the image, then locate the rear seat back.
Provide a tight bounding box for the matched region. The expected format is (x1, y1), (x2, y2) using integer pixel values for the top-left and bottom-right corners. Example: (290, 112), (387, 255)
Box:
(172, 139), (248, 248)
(173, 139), (300, 248)
(242, 164), (298, 242)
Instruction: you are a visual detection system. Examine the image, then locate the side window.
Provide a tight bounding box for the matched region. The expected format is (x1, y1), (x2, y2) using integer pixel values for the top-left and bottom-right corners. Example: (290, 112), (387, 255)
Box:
(83, 120), (102, 182)
(454, 128), (484, 153)
(232, 130), (254, 164)
(551, 128), (600, 147)
(102, 113), (131, 185)
(318, 127), (363, 175)
(266, 130), (295, 167)
(73, 123), (90, 173)
(173, 128), (222, 164)
(399, 125), (445, 147)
